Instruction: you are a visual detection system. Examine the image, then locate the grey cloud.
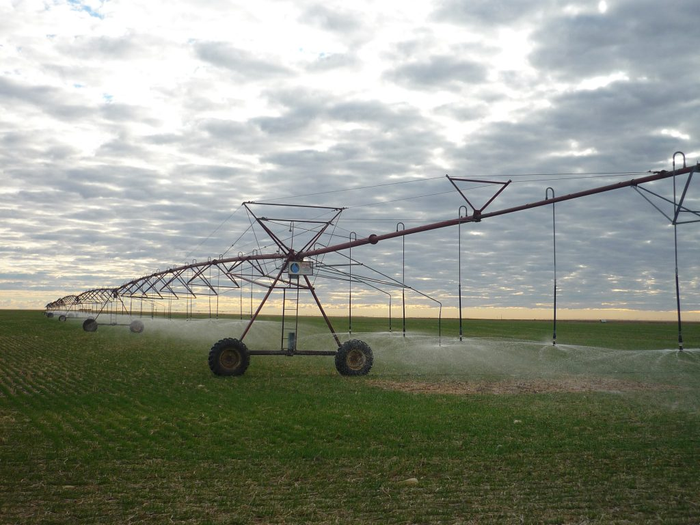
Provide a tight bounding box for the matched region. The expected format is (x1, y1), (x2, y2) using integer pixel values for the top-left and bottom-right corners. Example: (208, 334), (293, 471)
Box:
(250, 97), (426, 137)
(1, 131), (80, 165)
(207, 90), (433, 145)
(542, 83), (696, 162)
(175, 164), (243, 181)
(386, 55), (488, 90)
(446, 79), (696, 175)
(532, 14), (635, 79)
(253, 110), (318, 135)
(1, 130), (31, 148)
(194, 118), (268, 156)
(434, 102), (489, 121)
(43, 144), (77, 161)
(327, 100), (416, 127)
(0, 77), (93, 121)
(0, 272), (41, 281)
(200, 118), (260, 140)
(531, 0), (700, 81)
(143, 133), (182, 145)
(307, 53), (359, 72)
(432, 0), (554, 26)
(58, 35), (141, 60)
(193, 42), (293, 79)
(101, 103), (158, 124)
(181, 93), (222, 114)
(265, 87), (330, 111)
(257, 88), (430, 136)
(47, 103), (94, 120)
(48, 179), (121, 200)
(259, 106), (444, 179)
(0, 76), (48, 101)
(299, 4), (363, 33)
(391, 30), (439, 59)
(95, 136), (155, 161)
(14, 188), (87, 206)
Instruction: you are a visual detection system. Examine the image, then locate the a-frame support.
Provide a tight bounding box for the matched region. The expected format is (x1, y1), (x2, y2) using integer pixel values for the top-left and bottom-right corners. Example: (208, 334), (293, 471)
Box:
(235, 203), (345, 356)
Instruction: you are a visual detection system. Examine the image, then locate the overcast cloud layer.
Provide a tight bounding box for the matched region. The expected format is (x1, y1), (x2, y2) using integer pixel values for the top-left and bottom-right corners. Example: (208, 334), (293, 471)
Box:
(1, 0), (699, 318)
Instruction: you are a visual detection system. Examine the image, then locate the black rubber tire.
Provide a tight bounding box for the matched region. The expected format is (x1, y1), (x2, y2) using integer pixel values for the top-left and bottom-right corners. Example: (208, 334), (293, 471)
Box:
(209, 338), (250, 376)
(129, 320), (145, 333)
(46, 312), (54, 318)
(335, 339), (373, 376)
(83, 318), (98, 332)
(58, 315), (67, 322)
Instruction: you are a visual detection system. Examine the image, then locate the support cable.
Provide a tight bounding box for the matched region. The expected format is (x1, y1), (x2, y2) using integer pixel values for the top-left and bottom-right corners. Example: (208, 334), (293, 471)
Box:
(184, 204), (242, 260)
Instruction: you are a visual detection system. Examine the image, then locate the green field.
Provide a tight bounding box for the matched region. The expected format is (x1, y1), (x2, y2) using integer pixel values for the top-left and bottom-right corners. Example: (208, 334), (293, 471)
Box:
(1, 310), (699, 523)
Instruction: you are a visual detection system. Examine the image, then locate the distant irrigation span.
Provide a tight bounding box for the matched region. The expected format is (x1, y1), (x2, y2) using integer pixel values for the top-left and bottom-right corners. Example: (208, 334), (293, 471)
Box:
(46, 154), (699, 376)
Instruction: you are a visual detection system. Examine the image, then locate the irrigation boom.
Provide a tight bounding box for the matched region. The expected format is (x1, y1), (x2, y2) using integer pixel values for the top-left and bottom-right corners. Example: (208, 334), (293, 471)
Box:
(46, 160), (698, 375)
(114, 165), (700, 275)
(306, 165), (699, 257)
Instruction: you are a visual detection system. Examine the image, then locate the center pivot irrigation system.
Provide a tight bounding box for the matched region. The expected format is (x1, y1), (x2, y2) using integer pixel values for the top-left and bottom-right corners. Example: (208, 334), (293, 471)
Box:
(46, 154), (699, 376)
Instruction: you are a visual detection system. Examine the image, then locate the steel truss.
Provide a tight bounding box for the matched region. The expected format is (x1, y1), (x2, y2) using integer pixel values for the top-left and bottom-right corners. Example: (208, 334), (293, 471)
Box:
(46, 159), (699, 374)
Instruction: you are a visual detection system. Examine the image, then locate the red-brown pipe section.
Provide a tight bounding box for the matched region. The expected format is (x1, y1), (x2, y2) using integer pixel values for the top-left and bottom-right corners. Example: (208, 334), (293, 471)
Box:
(302, 165), (697, 259)
(97, 164), (695, 297)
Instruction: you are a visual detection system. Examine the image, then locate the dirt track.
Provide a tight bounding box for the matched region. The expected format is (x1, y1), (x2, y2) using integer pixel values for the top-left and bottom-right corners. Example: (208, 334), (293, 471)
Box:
(369, 377), (678, 396)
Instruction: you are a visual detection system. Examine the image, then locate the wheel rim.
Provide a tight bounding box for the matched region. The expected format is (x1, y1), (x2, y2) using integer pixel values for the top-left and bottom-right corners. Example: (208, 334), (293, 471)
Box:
(220, 348), (241, 370)
(346, 349), (366, 371)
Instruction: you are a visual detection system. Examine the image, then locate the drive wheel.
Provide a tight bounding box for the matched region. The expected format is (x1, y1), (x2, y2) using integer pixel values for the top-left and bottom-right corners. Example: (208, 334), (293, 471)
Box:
(209, 338), (250, 376)
(335, 339), (373, 376)
(129, 320), (145, 333)
(83, 318), (98, 332)
(59, 315), (67, 322)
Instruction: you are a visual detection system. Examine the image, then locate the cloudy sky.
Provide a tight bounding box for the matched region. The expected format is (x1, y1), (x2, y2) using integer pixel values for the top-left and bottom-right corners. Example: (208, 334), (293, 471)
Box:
(1, 0), (699, 320)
